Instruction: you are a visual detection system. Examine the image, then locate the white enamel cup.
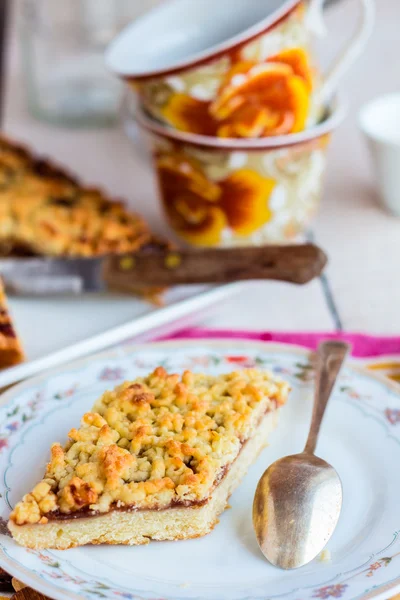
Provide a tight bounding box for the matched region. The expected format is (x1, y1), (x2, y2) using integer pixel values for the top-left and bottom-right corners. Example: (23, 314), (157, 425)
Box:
(107, 0), (374, 139)
(360, 94), (400, 218)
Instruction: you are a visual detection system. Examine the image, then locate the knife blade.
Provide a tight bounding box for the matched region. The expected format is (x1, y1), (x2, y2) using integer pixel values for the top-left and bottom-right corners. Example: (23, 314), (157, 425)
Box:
(0, 244), (327, 295)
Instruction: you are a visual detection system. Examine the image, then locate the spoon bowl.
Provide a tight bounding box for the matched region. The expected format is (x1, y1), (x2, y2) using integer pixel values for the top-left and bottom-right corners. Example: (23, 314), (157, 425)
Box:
(253, 341), (350, 569)
(253, 453), (342, 569)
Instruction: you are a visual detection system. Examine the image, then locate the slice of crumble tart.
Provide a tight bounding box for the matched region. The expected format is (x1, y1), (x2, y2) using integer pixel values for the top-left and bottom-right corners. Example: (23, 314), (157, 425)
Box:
(0, 135), (151, 257)
(0, 278), (24, 368)
(0, 135), (171, 302)
(8, 367), (289, 549)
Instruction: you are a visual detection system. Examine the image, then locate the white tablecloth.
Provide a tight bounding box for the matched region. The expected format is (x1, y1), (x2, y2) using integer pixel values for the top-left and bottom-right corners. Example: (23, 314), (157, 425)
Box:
(4, 0), (400, 336)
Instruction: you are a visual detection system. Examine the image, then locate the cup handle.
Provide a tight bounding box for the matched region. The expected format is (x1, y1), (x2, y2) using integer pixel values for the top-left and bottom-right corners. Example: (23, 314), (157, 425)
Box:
(307, 0), (375, 103)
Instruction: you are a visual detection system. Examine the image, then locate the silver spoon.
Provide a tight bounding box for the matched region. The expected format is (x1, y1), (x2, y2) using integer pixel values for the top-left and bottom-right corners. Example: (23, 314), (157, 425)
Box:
(253, 340), (350, 569)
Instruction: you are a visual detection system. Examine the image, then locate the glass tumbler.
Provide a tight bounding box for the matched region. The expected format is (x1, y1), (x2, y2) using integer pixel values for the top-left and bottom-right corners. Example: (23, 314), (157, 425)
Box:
(20, 0), (151, 127)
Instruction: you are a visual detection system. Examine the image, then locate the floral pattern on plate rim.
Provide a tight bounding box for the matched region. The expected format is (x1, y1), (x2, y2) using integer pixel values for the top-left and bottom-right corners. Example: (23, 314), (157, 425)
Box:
(0, 342), (399, 600)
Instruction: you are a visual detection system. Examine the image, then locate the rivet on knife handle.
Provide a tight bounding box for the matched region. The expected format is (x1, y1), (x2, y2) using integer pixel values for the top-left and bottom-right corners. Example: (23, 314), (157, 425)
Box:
(164, 253), (182, 269)
(103, 244), (327, 292)
(119, 256), (136, 271)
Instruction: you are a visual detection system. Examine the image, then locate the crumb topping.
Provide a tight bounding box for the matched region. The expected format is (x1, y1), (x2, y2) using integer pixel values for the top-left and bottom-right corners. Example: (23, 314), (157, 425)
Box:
(10, 367), (289, 525)
(0, 136), (152, 257)
(0, 278), (24, 367)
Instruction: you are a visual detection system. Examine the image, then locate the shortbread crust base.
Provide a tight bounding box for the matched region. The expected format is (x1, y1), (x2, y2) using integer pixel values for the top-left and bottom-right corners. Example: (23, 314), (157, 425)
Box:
(9, 410), (279, 549)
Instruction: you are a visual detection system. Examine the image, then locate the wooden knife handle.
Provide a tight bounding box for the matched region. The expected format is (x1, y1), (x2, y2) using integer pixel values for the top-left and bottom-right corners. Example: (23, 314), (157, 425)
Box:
(103, 244), (327, 290)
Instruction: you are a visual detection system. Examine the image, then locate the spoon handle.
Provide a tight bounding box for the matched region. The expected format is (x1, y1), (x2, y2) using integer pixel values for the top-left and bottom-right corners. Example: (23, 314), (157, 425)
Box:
(304, 341), (350, 455)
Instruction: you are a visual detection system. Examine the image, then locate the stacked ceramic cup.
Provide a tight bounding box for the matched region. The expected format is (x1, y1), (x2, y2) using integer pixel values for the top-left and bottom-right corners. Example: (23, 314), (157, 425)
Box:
(106, 0), (374, 248)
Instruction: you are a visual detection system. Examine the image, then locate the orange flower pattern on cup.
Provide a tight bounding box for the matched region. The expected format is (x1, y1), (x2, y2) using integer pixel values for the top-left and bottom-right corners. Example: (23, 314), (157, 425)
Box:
(155, 153), (275, 245)
(144, 128), (333, 247)
(161, 48), (313, 139)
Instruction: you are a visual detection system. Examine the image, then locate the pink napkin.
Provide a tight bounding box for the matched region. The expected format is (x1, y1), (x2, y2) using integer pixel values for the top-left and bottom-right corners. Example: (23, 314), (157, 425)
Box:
(158, 328), (400, 382)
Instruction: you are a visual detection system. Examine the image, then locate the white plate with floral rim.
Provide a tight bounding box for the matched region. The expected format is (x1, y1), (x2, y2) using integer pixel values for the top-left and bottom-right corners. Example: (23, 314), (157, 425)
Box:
(0, 340), (399, 600)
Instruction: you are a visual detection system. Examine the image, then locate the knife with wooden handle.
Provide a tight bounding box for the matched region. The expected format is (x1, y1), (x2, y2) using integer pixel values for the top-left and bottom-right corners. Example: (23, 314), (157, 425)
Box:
(0, 244), (327, 295)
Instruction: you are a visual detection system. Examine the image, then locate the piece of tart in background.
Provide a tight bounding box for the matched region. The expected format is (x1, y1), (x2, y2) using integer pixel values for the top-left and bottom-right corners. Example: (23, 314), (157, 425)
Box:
(0, 279), (24, 368)
(0, 135), (150, 257)
(8, 367), (290, 549)
(0, 135), (170, 303)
